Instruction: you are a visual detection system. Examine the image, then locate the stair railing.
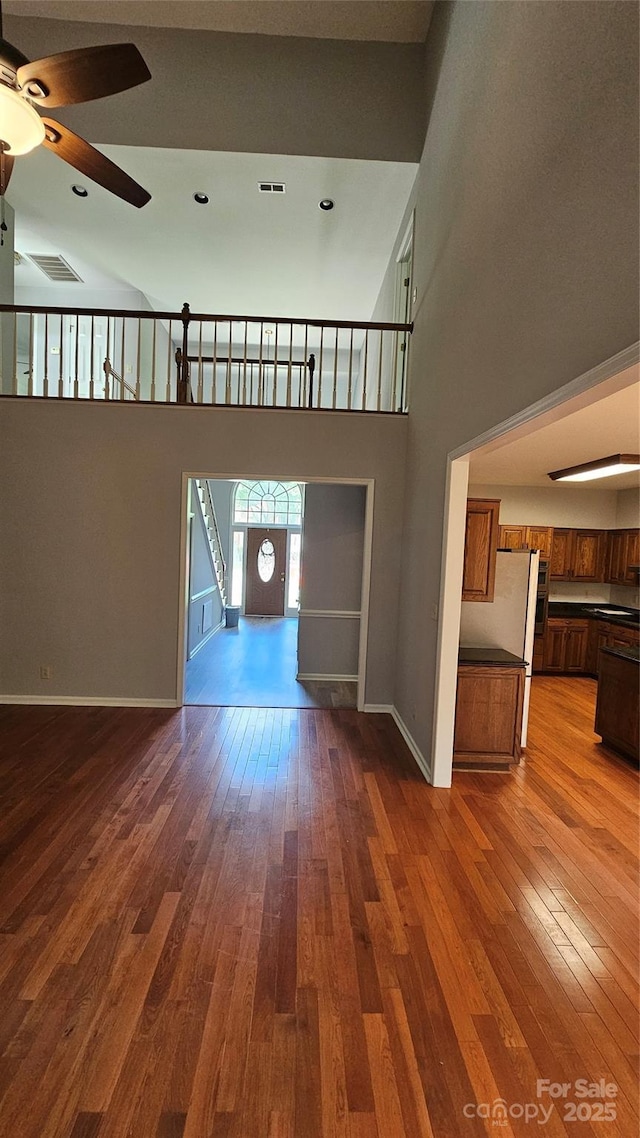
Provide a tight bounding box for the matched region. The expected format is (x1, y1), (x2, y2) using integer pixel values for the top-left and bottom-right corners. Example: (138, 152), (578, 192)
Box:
(197, 478), (227, 606)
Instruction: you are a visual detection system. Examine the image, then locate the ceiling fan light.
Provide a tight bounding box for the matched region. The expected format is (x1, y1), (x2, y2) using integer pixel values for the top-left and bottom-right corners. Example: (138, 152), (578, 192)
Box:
(0, 85), (45, 155)
(547, 454), (640, 482)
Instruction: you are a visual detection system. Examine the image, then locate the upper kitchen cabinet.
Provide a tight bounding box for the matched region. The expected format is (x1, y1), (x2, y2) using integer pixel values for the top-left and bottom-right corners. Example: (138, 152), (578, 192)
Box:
(550, 528), (607, 582)
(462, 499), (500, 602)
(607, 528), (640, 585)
(498, 524), (553, 559)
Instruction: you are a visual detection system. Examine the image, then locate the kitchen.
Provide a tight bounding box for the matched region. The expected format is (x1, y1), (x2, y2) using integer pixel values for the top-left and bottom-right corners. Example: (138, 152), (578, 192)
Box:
(453, 381), (639, 770)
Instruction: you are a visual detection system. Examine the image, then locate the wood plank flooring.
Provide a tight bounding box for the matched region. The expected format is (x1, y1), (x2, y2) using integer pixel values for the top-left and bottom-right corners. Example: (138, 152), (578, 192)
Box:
(0, 676), (637, 1137)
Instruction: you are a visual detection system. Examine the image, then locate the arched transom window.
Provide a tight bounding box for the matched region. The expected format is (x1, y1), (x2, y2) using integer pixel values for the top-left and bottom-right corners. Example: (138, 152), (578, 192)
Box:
(233, 480), (302, 526)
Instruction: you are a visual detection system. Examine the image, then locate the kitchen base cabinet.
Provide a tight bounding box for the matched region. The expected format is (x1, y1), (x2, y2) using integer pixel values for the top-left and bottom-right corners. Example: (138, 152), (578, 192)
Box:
(595, 648), (639, 762)
(543, 618), (589, 672)
(587, 620), (640, 676)
(462, 499), (500, 602)
(453, 663), (524, 769)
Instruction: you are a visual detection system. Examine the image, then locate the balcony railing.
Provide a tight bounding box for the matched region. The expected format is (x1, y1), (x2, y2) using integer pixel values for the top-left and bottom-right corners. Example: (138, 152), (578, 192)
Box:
(0, 303), (412, 413)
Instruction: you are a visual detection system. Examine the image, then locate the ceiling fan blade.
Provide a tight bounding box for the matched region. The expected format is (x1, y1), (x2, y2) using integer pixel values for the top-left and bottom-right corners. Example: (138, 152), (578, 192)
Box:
(42, 118), (151, 208)
(17, 44), (151, 108)
(0, 150), (14, 196)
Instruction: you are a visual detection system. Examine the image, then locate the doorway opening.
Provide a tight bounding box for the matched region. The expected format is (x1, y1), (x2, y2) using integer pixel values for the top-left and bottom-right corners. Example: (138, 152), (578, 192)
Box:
(180, 476), (370, 710)
(431, 345), (639, 787)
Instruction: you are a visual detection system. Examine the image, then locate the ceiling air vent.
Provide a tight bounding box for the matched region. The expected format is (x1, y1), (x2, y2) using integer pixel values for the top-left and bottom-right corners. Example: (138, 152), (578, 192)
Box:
(258, 182), (286, 194)
(28, 254), (83, 283)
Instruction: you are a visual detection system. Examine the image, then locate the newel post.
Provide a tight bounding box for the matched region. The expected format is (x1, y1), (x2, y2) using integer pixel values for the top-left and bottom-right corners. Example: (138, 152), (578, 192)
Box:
(177, 302), (191, 403)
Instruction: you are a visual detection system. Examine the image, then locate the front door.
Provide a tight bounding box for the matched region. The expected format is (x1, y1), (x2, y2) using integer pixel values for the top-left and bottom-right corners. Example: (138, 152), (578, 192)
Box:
(245, 528), (287, 615)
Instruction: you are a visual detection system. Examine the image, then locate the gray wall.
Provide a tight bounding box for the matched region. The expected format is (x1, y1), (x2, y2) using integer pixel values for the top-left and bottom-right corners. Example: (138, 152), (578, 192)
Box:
(298, 483), (366, 678)
(0, 401), (406, 704)
(208, 479), (234, 570)
(616, 488), (640, 529)
(6, 14), (427, 163)
(381, 1), (639, 757)
(187, 488), (224, 659)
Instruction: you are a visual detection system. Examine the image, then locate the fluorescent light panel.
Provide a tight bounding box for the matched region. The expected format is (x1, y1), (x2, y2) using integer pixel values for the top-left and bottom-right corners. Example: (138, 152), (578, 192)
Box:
(548, 453), (640, 483)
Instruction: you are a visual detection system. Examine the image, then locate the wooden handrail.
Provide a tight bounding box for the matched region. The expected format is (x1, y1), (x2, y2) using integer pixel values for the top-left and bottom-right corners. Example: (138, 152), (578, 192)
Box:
(0, 302), (413, 334)
(103, 357), (138, 400)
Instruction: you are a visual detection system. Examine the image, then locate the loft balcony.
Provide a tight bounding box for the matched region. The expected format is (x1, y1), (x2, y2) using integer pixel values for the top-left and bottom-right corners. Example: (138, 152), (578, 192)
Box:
(0, 302), (412, 414)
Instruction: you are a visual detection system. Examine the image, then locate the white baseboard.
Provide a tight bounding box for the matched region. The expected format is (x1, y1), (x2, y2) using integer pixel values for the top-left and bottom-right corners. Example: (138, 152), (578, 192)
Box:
(187, 618), (223, 660)
(296, 673), (358, 682)
(0, 695), (180, 708)
(389, 706), (433, 783)
(363, 704), (394, 714)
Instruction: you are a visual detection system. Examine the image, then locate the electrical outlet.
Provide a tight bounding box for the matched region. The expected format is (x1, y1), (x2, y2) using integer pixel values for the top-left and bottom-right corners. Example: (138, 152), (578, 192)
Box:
(412, 287), (417, 304)
(40, 665), (53, 680)
(431, 602), (439, 621)
(126, 365), (133, 374)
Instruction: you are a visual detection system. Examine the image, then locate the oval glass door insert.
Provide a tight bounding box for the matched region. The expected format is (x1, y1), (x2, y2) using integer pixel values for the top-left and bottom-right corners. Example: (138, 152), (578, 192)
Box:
(257, 538), (276, 582)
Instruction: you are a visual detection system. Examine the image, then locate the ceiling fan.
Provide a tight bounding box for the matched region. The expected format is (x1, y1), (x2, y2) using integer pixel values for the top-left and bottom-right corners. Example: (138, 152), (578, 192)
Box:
(0, 4), (151, 207)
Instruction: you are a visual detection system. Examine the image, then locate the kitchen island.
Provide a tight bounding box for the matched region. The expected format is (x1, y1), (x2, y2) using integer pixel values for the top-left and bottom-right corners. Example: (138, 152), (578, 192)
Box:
(594, 644), (639, 763)
(454, 648), (526, 770)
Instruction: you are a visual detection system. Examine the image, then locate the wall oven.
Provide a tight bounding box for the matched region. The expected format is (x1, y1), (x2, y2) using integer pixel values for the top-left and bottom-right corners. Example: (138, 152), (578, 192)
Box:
(535, 559), (549, 634)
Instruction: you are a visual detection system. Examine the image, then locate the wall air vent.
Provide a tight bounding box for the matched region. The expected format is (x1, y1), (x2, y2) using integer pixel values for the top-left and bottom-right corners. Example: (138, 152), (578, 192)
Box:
(258, 182), (286, 193)
(28, 254), (83, 283)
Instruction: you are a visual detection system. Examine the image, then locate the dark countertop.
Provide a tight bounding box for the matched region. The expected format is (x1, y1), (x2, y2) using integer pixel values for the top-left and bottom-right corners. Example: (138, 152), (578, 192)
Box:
(547, 602), (639, 629)
(458, 648), (526, 667)
(601, 644), (640, 664)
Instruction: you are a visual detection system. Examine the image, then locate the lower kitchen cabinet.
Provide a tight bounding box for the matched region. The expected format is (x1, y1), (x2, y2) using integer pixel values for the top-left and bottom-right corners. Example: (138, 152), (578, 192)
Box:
(595, 648), (639, 762)
(453, 663), (524, 768)
(543, 618), (589, 672)
(587, 620), (640, 676)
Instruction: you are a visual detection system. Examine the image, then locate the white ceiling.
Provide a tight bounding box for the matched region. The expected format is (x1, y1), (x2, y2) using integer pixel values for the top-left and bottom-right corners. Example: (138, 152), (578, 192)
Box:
(9, 146), (418, 319)
(468, 376), (640, 491)
(3, 1), (435, 42)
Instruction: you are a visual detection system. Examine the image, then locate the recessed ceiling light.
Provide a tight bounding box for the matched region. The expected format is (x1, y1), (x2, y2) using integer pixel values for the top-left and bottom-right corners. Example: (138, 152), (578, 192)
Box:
(193, 192), (209, 204)
(319, 199), (334, 211)
(548, 454), (640, 482)
(71, 184), (88, 198)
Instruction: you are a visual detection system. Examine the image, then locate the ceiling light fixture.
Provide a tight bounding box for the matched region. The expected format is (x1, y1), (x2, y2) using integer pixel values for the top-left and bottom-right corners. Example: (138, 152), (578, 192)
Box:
(0, 85), (45, 155)
(547, 454), (640, 483)
(319, 198), (334, 211)
(71, 184), (88, 197)
(193, 192), (209, 204)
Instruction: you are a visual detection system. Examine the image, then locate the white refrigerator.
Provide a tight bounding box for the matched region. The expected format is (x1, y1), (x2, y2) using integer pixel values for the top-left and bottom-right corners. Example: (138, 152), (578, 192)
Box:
(459, 549), (539, 747)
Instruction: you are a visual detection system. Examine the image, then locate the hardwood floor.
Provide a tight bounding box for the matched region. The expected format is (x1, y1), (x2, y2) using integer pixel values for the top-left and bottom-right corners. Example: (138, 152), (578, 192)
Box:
(0, 677), (637, 1137)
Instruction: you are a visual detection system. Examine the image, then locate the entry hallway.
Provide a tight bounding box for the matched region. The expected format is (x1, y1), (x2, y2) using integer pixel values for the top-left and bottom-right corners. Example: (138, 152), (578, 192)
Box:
(0, 677), (637, 1137)
(185, 616), (357, 709)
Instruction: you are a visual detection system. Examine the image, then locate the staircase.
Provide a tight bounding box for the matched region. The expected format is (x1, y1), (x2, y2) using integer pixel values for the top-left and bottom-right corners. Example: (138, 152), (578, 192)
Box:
(195, 479), (227, 606)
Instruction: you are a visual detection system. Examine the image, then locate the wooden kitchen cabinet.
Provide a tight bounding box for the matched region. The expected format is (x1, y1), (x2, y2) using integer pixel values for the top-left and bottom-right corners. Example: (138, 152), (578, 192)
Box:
(498, 524), (527, 550)
(595, 648), (639, 762)
(586, 619), (639, 676)
(498, 524), (553, 559)
(550, 528), (606, 582)
(462, 499), (500, 602)
(607, 529), (640, 584)
(453, 663), (524, 768)
(543, 618), (589, 672)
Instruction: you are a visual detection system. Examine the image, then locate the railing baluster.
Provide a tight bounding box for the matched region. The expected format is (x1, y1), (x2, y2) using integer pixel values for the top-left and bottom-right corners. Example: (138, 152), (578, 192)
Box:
(105, 317), (111, 399)
(272, 324), (279, 406)
(120, 317), (126, 400)
(72, 317), (79, 399)
(150, 319), (157, 402)
(332, 326), (338, 410)
(302, 324), (308, 407)
(318, 327), (324, 407)
(376, 328), (383, 412)
(166, 319), (173, 402)
(43, 313), (49, 397)
(27, 313), (34, 397)
(391, 329), (398, 412)
(135, 317), (141, 400)
(258, 321), (264, 406)
(347, 327), (353, 410)
(225, 323), (232, 404)
(361, 329), (369, 411)
(242, 321), (248, 405)
(12, 312), (17, 394)
(286, 323), (293, 407)
(58, 314), (64, 397)
(89, 316), (95, 399)
(197, 320), (203, 404)
(212, 321), (218, 404)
